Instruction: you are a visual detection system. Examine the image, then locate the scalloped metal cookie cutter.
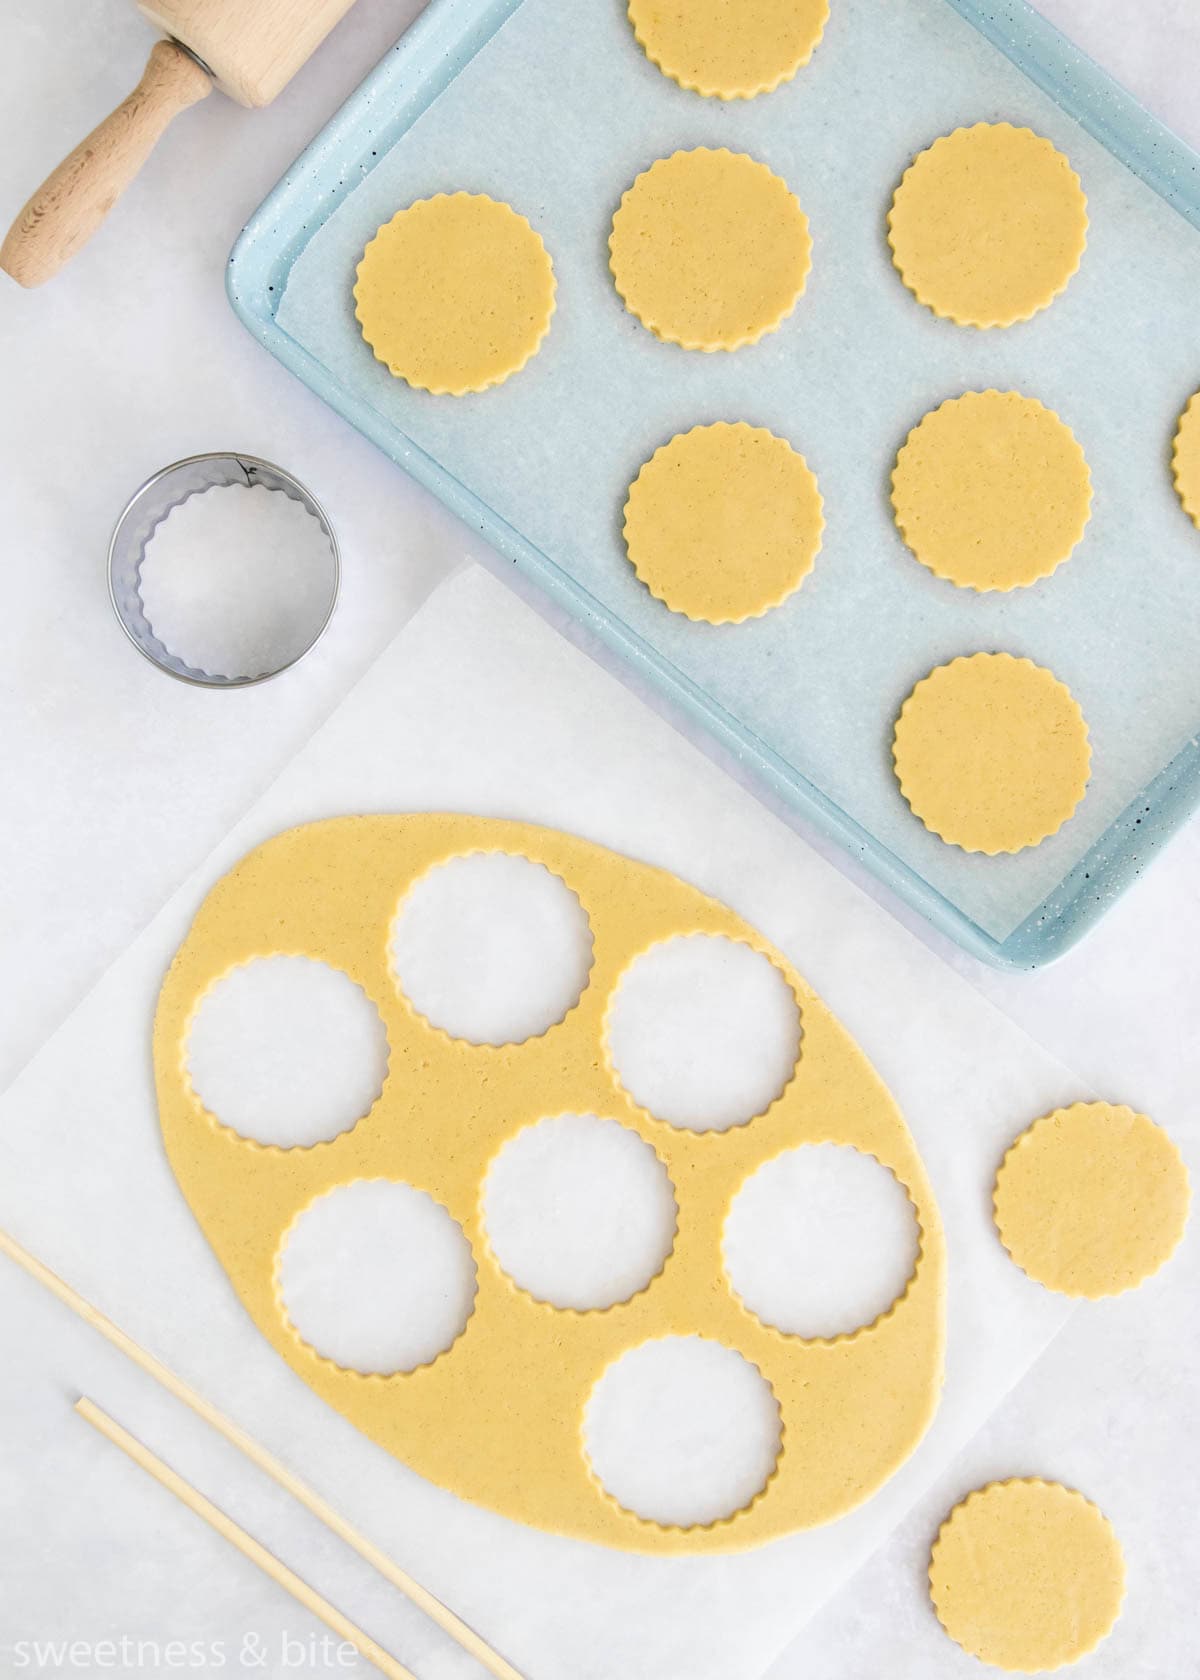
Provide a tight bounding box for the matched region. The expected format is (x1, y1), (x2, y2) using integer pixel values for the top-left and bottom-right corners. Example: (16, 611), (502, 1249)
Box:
(108, 452), (339, 689)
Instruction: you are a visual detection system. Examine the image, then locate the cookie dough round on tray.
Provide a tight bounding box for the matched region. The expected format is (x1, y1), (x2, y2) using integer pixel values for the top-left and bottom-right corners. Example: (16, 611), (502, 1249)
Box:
(354, 192), (555, 395)
(888, 122), (1087, 328)
(623, 422), (824, 623)
(994, 1101), (1190, 1298)
(892, 653), (1090, 854)
(892, 391), (1092, 591)
(627, 0), (830, 99)
(930, 1479), (1125, 1672)
(1172, 389), (1200, 527)
(609, 148), (811, 351)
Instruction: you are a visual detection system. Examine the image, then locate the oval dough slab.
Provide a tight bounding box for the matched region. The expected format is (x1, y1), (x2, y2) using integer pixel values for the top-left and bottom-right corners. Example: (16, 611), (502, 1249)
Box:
(609, 148), (811, 351)
(892, 653), (1091, 854)
(627, 0), (830, 99)
(930, 1479), (1125, 1673)
(354, 193), (555, 395)
(154, 814), (946, 1554)
(888, 123), (1087, 328)
(1172, 389), (1200, 528)
(623, 422), (824, 623)
(892, 390), (1092, 591)
(994, 1101), (1190, 1298)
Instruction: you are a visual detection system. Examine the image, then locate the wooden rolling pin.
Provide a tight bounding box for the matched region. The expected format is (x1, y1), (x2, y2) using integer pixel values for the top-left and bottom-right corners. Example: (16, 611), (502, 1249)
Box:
(1, 0), (360, 288)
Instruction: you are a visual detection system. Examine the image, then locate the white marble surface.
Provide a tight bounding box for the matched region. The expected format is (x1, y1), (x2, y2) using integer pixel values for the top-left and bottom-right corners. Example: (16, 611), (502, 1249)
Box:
(0, 568), (1097, 1680)
(1, 0), (1198, 1675)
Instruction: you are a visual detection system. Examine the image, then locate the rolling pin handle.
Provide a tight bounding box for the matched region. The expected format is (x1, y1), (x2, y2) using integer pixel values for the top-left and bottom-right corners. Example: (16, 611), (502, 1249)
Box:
(0, 39), (212, 289)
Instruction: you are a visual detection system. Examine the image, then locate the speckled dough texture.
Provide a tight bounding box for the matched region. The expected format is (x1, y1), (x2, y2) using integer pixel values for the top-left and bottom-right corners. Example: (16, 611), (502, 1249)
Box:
(888, 123), (1088, 328)
(354, 193), (555, 395)
(891, 391), (1092, 591)
(929, 1479), (1125, 1672)
(626, 0), (830, 99)
(609, 148), (811, 351)
(154, 815), (946, 1554)
(623, 423), (824, 623)
(892, 654), (1091, 855)
(1172, 390), (1200, 528)
(994, 1101), (1190, 1298)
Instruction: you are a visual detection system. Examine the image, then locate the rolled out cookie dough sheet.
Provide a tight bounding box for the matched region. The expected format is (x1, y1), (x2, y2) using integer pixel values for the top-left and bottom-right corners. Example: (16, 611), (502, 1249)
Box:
(275, 0), (1200, 943)
(0, 568), (1086, 1680)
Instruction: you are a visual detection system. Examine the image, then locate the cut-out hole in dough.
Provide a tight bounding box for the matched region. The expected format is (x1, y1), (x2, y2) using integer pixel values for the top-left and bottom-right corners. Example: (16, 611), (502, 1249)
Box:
(725, 1144), (920, 1338)
(607, 935), (801, 1130)
(391, 853), (594, 1045)
(186, 956), (389, 1147)
(278, 1180), (477, 1374)
(483, 1114), (677, 1310)
(584, 1335), (782, 1527)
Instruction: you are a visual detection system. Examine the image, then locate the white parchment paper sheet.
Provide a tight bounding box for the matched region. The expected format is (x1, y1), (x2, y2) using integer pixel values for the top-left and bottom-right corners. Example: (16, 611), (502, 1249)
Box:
(0, 568), (1097, 1680)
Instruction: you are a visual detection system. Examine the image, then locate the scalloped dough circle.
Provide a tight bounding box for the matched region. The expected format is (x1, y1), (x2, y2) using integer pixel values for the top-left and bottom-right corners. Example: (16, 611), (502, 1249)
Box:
(892, 391), (1092, 591)
(930, 1479), (1125, 1672)
(888, 123), (1087, 328)
(623, 423), (823, 622)
(609, 149), (811, 351)
(1172, 390), (1200, 527)
(354, 193), (555, 394)
(583, 1336), (782, 1527)
(892, 653), (1090, 854)
(627, 0), (830, 99)
(994, 1101), (1190, 1298)
(278, 1180), (478, 1374)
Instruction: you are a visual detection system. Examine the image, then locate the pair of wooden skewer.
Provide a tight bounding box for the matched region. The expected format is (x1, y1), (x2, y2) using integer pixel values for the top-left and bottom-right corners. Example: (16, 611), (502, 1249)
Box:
(0, 1227), (526, 1680)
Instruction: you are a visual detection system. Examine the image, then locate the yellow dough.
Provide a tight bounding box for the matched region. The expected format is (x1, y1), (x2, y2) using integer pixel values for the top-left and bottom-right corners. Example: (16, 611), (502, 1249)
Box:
(627, 0), (830, 99)
(930, 1479), (1125, 1672)
(155, 815), (946, 1554)
(892, 391), (1092, 591)
(354, 193), (555, 395)
(623, 423), (824, 622)
(994, 1102), (1190, 1298)
(888, 123), (1088, 328)
(1171, 390), (1200, 527)
(892, 653), (1090, 854)
(609, 148), (811, 351)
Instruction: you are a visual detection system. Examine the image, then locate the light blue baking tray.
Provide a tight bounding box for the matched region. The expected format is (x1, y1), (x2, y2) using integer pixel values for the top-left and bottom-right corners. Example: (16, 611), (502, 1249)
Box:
(228, 0), (1200, 969)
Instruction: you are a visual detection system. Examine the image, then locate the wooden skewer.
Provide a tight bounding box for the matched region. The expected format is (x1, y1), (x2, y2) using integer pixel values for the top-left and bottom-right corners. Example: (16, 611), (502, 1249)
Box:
(0, 1228), (526, 1680)
(76, 1396), (416, 1680)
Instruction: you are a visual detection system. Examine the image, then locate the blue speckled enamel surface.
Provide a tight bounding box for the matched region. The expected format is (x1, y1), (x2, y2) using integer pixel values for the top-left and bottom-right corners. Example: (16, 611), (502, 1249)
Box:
(229, 0), (1200, 967)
